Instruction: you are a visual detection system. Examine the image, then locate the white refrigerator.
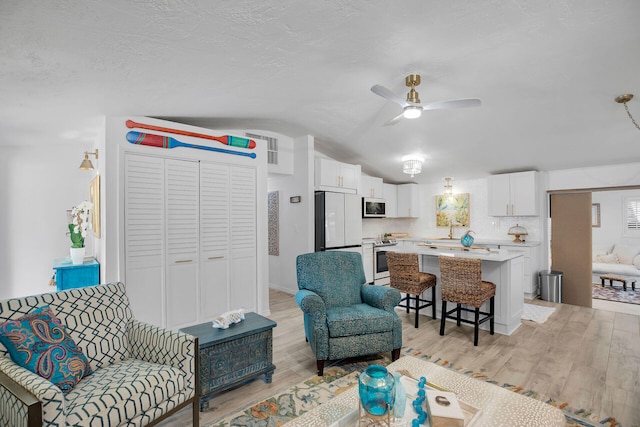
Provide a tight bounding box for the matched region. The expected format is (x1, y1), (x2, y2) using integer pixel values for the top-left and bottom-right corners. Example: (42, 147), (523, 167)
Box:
(315, 191), (363, 251)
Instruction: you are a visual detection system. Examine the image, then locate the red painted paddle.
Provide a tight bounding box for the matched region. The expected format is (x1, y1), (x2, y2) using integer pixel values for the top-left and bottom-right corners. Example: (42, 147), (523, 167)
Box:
(126, 131), (256, 159)
(126, 119), (257, 149)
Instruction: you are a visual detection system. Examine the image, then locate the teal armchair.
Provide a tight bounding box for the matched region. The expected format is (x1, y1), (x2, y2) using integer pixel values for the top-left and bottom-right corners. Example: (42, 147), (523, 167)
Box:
(296, 251), (402, 375)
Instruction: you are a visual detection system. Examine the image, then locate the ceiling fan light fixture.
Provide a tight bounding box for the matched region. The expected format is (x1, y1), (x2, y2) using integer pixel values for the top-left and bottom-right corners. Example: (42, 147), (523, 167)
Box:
(403, 106), (422, 119)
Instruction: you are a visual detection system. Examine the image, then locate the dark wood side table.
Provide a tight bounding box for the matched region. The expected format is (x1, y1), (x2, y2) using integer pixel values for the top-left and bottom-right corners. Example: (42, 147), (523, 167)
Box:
(180, 312), (277, 411)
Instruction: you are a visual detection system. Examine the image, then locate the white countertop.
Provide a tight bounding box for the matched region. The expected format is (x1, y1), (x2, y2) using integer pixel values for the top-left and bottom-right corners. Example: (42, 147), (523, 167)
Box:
(396, 237), (541, 247)
(386, 244), (524, 262)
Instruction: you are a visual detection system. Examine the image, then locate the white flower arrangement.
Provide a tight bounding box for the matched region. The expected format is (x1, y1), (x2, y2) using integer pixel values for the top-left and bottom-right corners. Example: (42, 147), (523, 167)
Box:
(68, 200), (93, 248)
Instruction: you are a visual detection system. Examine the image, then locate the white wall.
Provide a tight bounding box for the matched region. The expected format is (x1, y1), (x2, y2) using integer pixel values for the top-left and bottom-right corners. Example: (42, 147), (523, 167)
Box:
(267, 135), (315, 294)
(592, 189), (640, 249)
(0, 144), (97, 299)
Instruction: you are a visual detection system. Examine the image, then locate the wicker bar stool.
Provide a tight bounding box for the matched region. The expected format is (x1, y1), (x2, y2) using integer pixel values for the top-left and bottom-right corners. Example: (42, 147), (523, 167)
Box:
(438, 256), (496, 346)
(387, 252), (437, 328)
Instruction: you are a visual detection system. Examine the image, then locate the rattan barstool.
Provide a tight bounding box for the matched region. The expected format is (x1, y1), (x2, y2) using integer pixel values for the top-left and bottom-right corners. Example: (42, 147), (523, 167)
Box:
(438, 256), (496, 346)
(386, 252), (437, 328)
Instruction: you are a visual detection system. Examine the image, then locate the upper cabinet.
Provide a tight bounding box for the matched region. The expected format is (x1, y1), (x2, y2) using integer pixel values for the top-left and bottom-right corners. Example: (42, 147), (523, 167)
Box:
(383, 183), (398, 218)
(315, 158), (360, 194)
(397, 183), (420, 218)
(360, 175), (384, 198)
(488, 171), (538, 216)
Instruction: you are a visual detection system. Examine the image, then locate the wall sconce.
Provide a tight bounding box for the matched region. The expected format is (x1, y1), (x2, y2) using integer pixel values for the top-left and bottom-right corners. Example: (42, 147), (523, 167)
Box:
(443, 177), (453, 195)
(79, 149), (99, 170)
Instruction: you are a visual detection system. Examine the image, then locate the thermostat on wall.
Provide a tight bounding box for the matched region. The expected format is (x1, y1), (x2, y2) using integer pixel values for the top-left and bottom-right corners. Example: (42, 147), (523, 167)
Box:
(290, 196), (301, 203)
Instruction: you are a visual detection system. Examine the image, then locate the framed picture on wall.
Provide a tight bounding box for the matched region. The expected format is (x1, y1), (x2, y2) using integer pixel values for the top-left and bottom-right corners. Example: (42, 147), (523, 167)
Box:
(592, 203), (600, 227)
(90, 175), (101, 238)
(436, 193), (470, 227)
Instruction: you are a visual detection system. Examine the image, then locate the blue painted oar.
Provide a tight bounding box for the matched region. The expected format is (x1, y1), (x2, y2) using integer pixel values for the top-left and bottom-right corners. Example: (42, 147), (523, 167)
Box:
(126, 131), (257, 159)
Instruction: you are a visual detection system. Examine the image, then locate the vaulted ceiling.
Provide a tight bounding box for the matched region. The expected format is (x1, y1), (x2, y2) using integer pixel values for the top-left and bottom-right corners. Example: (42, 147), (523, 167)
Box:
(2, 0), (639, 184)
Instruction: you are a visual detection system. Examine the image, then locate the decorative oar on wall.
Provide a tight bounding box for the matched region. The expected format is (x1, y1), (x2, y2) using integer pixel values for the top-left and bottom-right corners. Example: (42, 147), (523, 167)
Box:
(125, 119), (257, 149)
(126, 131), (257, 159)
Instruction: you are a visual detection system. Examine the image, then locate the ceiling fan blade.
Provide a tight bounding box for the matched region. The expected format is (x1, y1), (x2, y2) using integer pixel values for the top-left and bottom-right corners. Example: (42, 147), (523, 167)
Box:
(383, 111), (405, 126)
(371, 85), (409, 108)
(421, 98), (481, 111)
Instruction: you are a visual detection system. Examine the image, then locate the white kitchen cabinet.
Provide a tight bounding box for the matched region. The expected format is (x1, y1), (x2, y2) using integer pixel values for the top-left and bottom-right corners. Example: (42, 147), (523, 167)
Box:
(488, 171), (538, 216)
(503, 243), (540, 298)
(315, 158), (360, 193)
(124, 153), (258, 330)
(397, 183), (420, 217)
(383, 183), (398, 218)
(360, 175), (384, 198)
(362, 242), (374, 284)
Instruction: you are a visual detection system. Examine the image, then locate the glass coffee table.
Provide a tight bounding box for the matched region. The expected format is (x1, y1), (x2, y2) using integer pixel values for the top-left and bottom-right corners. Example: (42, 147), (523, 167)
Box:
(283, 356), (565, 426)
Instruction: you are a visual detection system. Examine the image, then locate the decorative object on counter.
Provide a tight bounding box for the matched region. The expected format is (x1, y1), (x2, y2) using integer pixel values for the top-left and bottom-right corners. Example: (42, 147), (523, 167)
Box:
(358, 364), (395, 425)
(402, 156), (423, 177)
(615, 94), (640, 132)
(68, 200), (93, 265)
(507, 224), (528, 242)
(126, 131), (257, 159)
(126, 119), (257, 148)
(211, 308), (245, 329)
(460, 230), (475, 247)
(79, 149), (98, 170)
(443, 177), (453, 195)
(436, 193), (470, 228)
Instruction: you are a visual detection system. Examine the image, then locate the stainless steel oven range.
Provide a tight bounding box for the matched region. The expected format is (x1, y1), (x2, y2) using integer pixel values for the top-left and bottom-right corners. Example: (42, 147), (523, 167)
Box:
(373, 239), (397, 285)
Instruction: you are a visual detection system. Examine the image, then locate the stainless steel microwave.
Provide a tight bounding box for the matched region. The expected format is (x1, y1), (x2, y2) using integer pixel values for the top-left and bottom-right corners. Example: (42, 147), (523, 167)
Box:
(363, 198), (386, 218)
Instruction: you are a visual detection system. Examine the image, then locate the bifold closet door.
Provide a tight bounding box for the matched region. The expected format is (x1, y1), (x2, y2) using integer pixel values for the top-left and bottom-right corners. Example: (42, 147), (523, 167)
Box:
(200, 162), (230, 321)
(165, 159), (200, 330)
(125, 155), (165, 327)
(550, 192), (592, 307)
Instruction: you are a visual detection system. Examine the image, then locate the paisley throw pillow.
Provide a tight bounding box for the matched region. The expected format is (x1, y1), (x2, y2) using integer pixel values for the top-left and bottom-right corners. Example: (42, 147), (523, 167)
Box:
(0, 305), (92, 392)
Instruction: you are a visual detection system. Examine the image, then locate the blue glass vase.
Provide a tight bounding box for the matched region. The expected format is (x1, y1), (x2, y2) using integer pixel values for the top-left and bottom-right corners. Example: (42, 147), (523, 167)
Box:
(359, 365), (396, 416)
(461, 231), (474, 247)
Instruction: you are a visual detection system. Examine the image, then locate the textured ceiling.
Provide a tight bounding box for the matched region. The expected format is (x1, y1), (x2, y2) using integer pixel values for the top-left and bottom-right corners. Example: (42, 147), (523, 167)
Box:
(1, 0), (639, 184)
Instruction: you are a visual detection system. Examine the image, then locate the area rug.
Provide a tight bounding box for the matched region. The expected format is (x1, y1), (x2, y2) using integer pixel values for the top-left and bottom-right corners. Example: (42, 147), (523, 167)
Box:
(203, 351), (620, 427)
(592, 283), (640, 305)
(521, 302), (556, 323)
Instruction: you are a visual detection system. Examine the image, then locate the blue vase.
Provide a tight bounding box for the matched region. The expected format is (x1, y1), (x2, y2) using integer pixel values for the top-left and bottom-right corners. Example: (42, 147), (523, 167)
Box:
(461, 232), (474, 247)
(359, 365), (396, 416)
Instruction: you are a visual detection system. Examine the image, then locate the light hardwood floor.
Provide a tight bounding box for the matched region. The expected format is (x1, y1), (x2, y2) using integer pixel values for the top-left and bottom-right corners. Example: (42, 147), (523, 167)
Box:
(159, 290), (640, 427)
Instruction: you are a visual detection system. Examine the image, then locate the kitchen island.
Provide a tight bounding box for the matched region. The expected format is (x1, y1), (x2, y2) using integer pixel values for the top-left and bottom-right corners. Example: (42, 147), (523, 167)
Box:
(385, 244), (524, 335)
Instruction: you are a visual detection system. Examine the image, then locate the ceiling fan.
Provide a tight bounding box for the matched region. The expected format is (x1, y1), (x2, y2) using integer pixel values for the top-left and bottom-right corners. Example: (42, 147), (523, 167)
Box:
(371, 74), (481, 126)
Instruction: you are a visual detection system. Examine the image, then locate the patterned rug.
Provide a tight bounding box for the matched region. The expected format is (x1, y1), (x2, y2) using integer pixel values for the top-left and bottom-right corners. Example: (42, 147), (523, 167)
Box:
(592, 283), (640, 305)
(203, 351), (621, 427)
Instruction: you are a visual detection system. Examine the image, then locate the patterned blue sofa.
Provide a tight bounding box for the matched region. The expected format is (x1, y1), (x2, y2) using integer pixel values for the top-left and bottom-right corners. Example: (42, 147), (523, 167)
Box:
(0, 282), (199, 427)
(296, 251), (402, 376)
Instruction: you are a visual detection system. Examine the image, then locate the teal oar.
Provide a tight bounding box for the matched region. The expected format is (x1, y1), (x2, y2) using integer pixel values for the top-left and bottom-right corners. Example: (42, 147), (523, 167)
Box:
(126, 131), (257, 159)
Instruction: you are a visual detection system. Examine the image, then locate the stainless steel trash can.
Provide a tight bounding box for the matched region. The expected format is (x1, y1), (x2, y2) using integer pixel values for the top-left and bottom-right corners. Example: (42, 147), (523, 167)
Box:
(539, 270), (562, 302)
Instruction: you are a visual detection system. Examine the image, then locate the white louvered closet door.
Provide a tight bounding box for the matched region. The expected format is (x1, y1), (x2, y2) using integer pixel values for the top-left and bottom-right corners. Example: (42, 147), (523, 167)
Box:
(165, 159), (200, 330)
(124, 154), (165, 326)
(230, 167), (257, 312)
(199, 162), (230, 321)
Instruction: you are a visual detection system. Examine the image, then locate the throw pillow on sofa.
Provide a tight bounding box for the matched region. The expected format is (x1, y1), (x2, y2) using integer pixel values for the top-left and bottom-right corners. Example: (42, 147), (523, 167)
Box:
(0, 305), (92, 392)
(611, 244), (640, 265)
(595, 253), (619, 264)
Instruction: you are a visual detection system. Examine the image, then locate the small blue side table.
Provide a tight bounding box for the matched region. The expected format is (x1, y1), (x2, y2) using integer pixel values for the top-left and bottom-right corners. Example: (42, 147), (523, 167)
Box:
(52, 257), (100, 291)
